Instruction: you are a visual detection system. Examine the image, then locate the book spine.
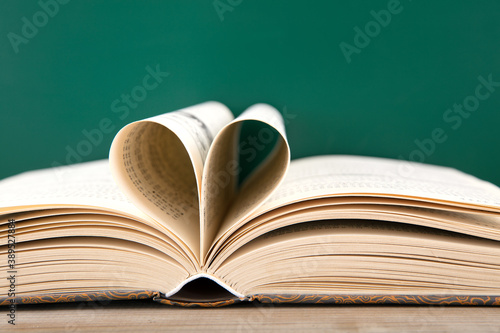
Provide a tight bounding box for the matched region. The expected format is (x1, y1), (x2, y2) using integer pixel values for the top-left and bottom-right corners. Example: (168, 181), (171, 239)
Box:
(252, 294), (500, 306)
(153, 296), (248, 307)
(2, 292), (499, 307)
(0, 290), (158, 306)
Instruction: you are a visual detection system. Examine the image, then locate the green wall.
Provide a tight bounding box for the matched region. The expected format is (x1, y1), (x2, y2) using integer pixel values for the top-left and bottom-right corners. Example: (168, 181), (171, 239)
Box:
(1, 0), (499, 185)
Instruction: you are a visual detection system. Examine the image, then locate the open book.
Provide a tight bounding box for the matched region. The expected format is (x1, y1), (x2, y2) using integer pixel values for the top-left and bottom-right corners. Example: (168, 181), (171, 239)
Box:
(2, 102), (500, 307)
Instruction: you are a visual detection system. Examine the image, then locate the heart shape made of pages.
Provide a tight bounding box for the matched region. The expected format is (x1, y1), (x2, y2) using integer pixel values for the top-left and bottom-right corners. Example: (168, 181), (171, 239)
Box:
(109, 102), (289, 263)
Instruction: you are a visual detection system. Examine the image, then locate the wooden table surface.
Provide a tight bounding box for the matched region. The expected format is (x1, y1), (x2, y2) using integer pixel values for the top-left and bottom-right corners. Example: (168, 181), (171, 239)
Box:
(3, 300), (500, 332)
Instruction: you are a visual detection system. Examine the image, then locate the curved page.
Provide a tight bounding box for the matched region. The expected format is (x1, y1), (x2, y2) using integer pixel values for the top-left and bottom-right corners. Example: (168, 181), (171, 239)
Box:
(110, 102), (233, 261)
(201, 104), (290, 263)
(260, 155), (500, 213)
(0, 160), (145, 219)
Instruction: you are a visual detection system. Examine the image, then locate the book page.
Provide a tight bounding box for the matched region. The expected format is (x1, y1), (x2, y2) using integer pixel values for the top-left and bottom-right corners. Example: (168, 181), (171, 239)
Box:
(212, 202), (500, 269)
(201, 104), (290, 263)
(0, 211), (197, 273)
(0, 160), (145, 219)
(0, 236), (189, 297)
(225, 219), (487, 261)
(215, 219), (500, 296)
(0, 160), (209, 263)
(206, 156), (500, 267)
(260, 155), (500, 213)
(109, 102), (234, 260)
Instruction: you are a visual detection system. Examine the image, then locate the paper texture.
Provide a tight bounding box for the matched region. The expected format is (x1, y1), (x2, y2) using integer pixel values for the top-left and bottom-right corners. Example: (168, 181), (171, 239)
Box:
(201, 104), (290, 263)
(109, 102), (234, 259)
(262, 155), (500, 212)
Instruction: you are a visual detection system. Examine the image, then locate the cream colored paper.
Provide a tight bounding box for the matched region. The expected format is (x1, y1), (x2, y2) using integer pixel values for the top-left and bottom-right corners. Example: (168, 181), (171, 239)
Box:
(109, 102), (233, 259)
(200, 104), (290, 263)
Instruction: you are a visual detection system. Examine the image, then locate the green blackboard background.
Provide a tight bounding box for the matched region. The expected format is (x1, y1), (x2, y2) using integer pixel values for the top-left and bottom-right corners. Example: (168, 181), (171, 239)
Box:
(1, 0), (499, 186)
